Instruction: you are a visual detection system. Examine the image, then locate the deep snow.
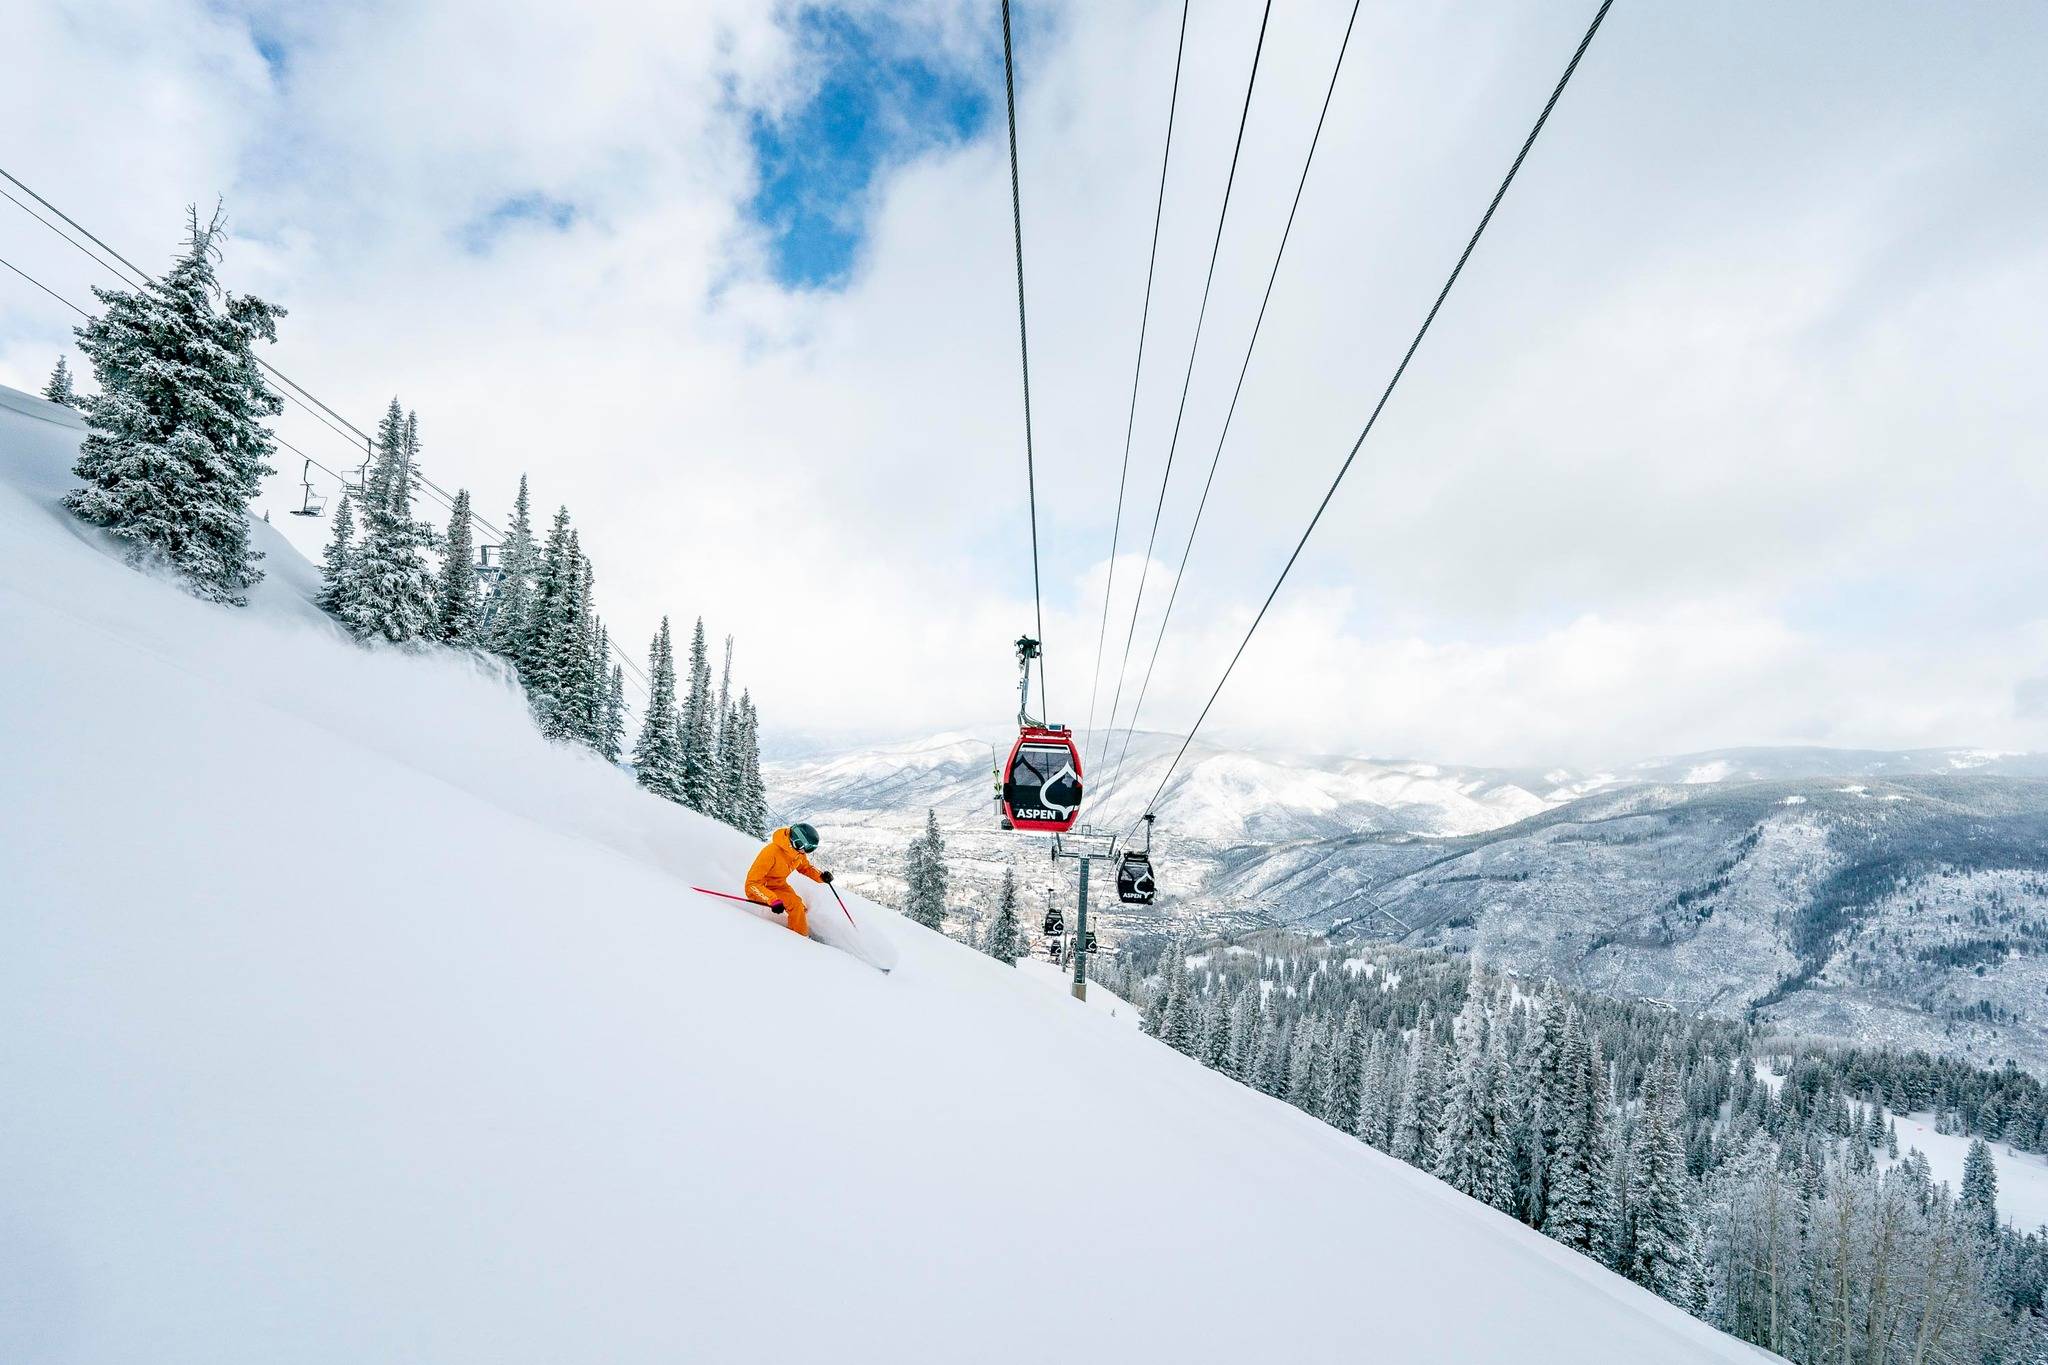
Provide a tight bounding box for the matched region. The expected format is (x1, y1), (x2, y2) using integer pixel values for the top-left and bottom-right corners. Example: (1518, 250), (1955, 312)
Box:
(0, 385), (1771, 1363)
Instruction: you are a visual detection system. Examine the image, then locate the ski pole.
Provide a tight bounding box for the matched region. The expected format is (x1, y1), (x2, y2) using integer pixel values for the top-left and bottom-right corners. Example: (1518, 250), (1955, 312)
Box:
(826, 880), (858, 927)
(691, 886), (777, 908)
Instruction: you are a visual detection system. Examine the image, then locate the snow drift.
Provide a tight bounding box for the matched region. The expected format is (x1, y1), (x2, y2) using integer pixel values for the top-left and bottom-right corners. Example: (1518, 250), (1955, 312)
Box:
(0, 384), (1771, 1363)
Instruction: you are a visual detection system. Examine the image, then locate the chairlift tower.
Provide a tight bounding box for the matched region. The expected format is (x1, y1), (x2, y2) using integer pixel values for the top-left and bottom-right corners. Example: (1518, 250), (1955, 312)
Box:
(1050, 825), (1117, 1002)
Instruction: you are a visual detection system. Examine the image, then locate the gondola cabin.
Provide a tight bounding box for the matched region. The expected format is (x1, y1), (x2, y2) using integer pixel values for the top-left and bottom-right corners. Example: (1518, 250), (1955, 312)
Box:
(1116, 850), (1155, 905)
(1000, 724), (1084, 833)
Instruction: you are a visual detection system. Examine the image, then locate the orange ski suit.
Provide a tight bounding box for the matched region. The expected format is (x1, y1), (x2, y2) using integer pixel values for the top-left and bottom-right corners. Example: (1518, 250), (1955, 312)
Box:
(745, 826), (825, 936)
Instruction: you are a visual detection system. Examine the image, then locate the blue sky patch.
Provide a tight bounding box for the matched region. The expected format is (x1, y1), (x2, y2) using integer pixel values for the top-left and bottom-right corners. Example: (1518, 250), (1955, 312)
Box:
(747, 8), (993, 290)
(459, 192), (580, 256)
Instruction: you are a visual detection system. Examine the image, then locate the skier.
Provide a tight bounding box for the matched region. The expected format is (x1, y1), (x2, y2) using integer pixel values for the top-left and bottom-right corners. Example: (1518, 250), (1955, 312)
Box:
(746, 822), (834, 937)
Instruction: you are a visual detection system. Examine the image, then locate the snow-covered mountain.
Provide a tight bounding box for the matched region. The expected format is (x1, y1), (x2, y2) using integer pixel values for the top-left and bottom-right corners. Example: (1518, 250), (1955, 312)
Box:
(769, 728), (2048, 967)
(0, 384), (1767, 1360)
(1222, 776), (2048, 1073)
(766, 731), (1581, 945)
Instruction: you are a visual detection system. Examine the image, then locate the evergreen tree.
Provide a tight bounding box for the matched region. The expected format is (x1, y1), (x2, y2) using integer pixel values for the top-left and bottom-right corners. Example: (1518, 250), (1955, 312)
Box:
(1157, 975), (1193, 1055)
(343, 400), (439, 643)
(519, 507), (574, 686)
(1392, 1015), (1443, 1169)
(1224, 982), (1260, 1082)
(1543, 1010), (1614, 1261)
(42, 354), (77, 407)
(1434, 994), (1516, 1213)
(711, 635), (736, 822)
(1200, 988), (1233, 1071)
(985, 867), (1020, 965)
(436, 489), (480, 644)
(1285, 1018), (1322, 1110)
(1628, 1047), (1703, 1309)
(736, 692), (769, 836)
(902, 808), (948, 930)
(67, 204), (283, 603)
(316, 492), (356, 617)
(481, 475), (535, 655)
(557, 556), (602, 749)
(1962, 1138), (1999, 1239)
(1324, 1003), (1368, 1132)
(1522, 989), (1572, 1227)
(601, 663), (627, 764)
(677, 617), (718, 813)
(633, 617), (685, 800)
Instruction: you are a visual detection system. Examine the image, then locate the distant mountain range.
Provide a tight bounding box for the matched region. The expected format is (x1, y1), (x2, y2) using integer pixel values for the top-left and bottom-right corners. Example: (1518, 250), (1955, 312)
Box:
(770, 734), (2048, 1072)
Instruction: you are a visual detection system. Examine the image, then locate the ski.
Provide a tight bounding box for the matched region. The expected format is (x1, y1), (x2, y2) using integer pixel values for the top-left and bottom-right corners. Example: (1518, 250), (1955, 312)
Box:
(688, 885), (895, 974)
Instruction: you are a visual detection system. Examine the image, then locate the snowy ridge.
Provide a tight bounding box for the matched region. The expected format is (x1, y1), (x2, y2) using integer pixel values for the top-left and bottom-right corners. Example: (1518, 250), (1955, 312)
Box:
(0, 385), (1766, 1360)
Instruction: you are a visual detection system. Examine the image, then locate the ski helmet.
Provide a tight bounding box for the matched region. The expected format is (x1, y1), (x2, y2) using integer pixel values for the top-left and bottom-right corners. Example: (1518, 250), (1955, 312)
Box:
(788, 822), (820, 853)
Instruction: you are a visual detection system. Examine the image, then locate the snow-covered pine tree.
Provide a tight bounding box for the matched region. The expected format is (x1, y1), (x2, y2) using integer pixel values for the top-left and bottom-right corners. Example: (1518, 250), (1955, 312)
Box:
(1391, 1013), (1443, 1169)
(633, 617), (685, 801)
(1324, 1003), (1368, 1131)
(902, 808), (948, 930)
(601, 663), (627, 764)
(1251, 1020), (1288, 1099)
(1627, 1047), (1702, 1309)
(677, 618), (718, 814)
(1157, 968), (1194, 1057)
(519, 507), (574, 688)
(43, 354), (77, 408)
(436, 490), (480, 645)
(1542, 1009), (1614, 1260)
(316, 493), (357, 617)
(1285, 1018), (1323, 1112)
(527, 527), (587, 740)
(1433, 992), (1516, 1213)
(737, 692), (769, 836)
(342, 400), (439, 643)
(67, 205), (283, 604)
(1961, 1137), (1999, 1239)
(566, 561), (606, 748)
(710, 635), (736, 823)
(1224, 982), (1260, 1082)
(1200, 987), (1233, 1071)
(983, 866), (1020, 964)
(1522, 988), (1572, 1227)
(481, 475), (535, 656)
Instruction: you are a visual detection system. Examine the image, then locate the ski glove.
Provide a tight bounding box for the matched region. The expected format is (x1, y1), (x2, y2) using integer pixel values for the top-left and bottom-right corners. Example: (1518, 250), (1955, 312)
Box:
(771, 900), (786, 913)
(819, 870), (834, 884)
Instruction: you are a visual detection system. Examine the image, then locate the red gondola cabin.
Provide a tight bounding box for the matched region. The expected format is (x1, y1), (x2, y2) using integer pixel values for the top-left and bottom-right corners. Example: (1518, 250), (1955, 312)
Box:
(1001, 725), (1084, 833)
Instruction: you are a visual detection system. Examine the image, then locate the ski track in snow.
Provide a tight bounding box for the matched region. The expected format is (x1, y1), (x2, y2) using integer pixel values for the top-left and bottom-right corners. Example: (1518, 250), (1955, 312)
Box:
(0, 386), (1771, 1363)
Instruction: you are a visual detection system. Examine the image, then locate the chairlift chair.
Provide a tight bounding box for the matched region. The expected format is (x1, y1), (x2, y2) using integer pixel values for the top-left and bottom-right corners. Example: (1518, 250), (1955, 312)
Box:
(287, 458), (326, 517)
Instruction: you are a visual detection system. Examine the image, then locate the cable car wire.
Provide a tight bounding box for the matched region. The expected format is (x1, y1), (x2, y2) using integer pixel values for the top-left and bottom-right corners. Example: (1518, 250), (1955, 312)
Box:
(1080, 0), (1190, 769)
(1100, 0), (1363, 807)
(999, 0), (1050, 716)
(1093, 0), (1272, 774)
(1130, 0), (1616, 830)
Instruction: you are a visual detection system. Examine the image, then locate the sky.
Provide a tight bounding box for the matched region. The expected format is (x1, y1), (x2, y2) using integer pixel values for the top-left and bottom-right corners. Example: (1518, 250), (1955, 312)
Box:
(2, 0), (2045, 769)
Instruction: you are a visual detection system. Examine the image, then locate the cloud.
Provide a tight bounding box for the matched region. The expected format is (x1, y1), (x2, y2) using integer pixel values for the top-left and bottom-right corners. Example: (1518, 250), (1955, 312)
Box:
(3, 0), (2046, 768)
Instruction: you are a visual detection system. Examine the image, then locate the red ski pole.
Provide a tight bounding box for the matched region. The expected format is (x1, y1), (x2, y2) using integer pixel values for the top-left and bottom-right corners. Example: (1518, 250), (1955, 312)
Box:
(691, 883), (855, 928)
(691, 886), (776, 908)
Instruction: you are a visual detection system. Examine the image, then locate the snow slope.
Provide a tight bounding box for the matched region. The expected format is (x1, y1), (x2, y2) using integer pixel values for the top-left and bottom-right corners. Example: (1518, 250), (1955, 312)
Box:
(1884, 1112), (2048, 1233)
(0, 386), (1769, 1363)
